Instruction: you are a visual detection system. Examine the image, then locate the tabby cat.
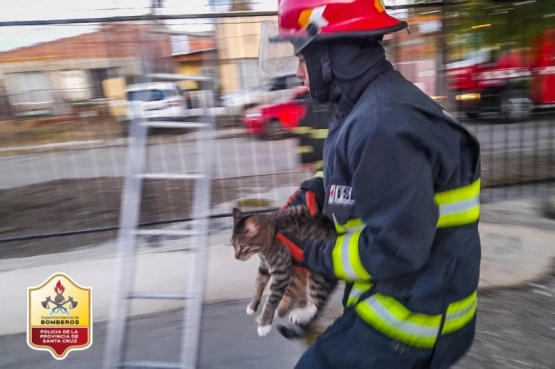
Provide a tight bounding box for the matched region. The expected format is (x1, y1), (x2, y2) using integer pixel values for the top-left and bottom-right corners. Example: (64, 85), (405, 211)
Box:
(231, 206), (338, 338)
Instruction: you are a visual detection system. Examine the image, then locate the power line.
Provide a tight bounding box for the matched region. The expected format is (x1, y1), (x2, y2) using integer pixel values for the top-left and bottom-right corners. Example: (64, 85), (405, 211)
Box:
(0, 2), (463, 27)
(0, 11), (278, 27)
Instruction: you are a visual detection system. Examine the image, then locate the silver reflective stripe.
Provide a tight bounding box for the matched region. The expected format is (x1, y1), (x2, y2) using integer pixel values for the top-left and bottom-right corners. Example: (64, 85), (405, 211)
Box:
(340, 232), (359, 280)
(347, 282), (371, 306)
(438, 196), (479, 216)
(350, 287), (365, 300)
(349, 283), (368, 300)
(364, 296), (440, 339)
(445, 300), (477, 323)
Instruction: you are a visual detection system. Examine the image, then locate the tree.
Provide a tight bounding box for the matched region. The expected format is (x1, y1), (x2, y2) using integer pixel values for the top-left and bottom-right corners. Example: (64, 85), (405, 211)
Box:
(447, 0), (551, 54)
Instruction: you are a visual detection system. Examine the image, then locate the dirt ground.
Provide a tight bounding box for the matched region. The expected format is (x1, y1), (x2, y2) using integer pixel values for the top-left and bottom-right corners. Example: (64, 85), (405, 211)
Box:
(0, 173), (306, 259)
(309, 276), (555, 369)
(1, 175), (554, 367)
(452, 276), (555, 369)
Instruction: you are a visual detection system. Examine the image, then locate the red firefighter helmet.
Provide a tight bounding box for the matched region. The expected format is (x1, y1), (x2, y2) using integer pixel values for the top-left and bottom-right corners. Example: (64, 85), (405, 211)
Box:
(260, 0), (407, 75)
(275, 0), (408, 45)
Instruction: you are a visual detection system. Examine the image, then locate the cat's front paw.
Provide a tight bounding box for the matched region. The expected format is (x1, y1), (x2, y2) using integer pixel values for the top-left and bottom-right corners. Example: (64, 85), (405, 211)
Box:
(257, 324), (272, 337)
(289, 305), (317, 324)
(246, 305), (256, 315)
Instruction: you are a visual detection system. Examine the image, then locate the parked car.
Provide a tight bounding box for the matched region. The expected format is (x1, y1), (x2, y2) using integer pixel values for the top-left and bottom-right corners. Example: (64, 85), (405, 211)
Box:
(125, 82), (188, 121)
(242, 86), (312, 139)
(221, 74), (303, 117)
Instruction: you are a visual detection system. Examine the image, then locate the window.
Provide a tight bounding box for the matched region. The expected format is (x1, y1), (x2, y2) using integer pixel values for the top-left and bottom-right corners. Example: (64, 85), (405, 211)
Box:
(269, 76), (287, 91)
(294, 91), (310, 103)
(286, 75), (303, 89)
(89, 68), (119, 99)
(127, 90), (166, 102)
(6, 72), (53, 105)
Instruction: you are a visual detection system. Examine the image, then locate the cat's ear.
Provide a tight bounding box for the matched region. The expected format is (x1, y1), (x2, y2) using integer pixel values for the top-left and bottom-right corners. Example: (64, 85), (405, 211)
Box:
(232, 207), (244, 225)
(245, 217), (261, 236)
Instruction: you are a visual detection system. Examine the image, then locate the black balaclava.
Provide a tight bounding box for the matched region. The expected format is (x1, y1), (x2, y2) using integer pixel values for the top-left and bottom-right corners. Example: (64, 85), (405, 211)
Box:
(300, 37), (392, 108)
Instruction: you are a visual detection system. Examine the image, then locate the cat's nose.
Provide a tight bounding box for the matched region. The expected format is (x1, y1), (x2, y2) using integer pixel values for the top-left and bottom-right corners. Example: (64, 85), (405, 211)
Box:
(235, 249), (241, 259)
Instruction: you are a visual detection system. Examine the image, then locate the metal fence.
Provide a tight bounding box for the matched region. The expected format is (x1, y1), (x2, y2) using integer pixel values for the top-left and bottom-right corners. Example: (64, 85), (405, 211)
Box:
(0, 1), (554, 259)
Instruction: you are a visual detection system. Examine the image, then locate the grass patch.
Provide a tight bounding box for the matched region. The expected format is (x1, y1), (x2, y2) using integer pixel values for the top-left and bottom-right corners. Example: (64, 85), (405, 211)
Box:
(0, 115), (121, 149)
(235, 198), (273, 208)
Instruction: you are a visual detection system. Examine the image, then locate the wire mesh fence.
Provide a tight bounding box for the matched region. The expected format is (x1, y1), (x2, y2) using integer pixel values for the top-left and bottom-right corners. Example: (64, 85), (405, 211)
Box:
(0, 1), (554, 258)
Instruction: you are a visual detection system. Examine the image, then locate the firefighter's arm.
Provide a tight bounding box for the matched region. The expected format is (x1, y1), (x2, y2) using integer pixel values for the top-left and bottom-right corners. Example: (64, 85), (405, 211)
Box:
(304, 114), (438, 281)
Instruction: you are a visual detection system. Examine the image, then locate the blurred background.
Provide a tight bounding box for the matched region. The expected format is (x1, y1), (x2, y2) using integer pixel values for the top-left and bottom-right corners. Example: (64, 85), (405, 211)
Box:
(0, 1), (554, 368)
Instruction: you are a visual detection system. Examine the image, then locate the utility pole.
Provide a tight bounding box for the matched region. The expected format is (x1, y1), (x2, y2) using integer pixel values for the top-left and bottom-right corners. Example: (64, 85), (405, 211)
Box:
(230, 0), (252, 12)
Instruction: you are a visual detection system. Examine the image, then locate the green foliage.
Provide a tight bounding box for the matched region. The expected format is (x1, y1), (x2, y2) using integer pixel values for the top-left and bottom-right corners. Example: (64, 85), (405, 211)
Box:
(448, 0), (554, 53)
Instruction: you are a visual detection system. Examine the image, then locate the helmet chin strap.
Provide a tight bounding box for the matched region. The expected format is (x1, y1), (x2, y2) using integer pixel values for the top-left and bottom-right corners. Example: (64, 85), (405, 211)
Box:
(320, 44), (332, 84)
(303, 42), (334, 104)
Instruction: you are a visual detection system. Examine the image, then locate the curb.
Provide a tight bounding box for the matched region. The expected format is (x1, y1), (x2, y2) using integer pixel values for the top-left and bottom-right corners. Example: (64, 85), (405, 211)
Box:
(0, 128), (247, 155)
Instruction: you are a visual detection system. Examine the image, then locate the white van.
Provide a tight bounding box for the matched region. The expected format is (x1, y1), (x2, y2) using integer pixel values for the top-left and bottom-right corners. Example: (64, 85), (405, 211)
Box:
(125, 82), (187, 121)
(220, 74), (303, 116)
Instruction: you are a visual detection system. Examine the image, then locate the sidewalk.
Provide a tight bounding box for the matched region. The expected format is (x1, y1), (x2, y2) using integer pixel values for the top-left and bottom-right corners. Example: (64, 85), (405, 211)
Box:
(1, 195), (554, 337)
(0, 127), (245, 154)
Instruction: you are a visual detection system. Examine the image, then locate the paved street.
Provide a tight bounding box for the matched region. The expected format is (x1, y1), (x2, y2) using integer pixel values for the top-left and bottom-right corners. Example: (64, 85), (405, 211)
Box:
(0, 299), (307, 369)
(2, 276), (554, 369)
(1, 115), (554, 189)
(0, 135), (299, 189)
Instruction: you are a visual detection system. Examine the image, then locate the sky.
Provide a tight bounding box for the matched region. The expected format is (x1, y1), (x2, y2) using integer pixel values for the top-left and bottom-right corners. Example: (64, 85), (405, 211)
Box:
(0, 0), (276, 52)
(0, 0), (409, 52)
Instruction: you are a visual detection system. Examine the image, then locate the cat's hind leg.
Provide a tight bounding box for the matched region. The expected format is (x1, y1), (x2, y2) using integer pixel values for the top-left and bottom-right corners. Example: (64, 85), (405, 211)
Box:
(276, 268), (307, 317)
(257, 265), (292, 336)
(288, 272), (335, 324)
(247, 259), (270, 315)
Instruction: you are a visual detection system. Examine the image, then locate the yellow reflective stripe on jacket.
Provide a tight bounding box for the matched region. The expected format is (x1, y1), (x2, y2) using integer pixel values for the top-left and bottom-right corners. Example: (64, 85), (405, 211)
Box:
(309, 129), (329, 139)
(356, 294), (442, 349)
(298, 145), (314, 154)
(313, 171), (324, 179)
(332, 228), (371, 281)
(434, 179), (481, 228)
(346, 281), (373, 307)
(354, 291), (477, 349)
(442, 292), (477, 334)
(334, 218), (365, 234)
(293, 126), (312, 134)
(332, 218), (369, 281)
(312, 161), (324, 171)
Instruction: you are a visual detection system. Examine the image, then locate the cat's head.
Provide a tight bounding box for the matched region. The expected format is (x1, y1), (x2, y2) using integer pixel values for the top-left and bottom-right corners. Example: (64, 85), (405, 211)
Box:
(231, 208), (273, 261)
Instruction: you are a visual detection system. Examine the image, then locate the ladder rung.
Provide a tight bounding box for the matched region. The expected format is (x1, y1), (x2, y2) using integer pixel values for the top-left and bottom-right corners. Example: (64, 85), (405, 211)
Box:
(121, 361), (183, 368)
(141, 121), (207, 129)
(135, 229), (197, 237)
(138, 173), (205, 180)
(129, 292), (190, 300)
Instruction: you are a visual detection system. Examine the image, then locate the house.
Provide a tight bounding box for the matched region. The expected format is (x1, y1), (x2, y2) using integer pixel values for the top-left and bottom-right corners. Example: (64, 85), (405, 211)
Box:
(215, 15), (278, 94)
(166, 33), (218, 91)
(0, 22), (174, 116)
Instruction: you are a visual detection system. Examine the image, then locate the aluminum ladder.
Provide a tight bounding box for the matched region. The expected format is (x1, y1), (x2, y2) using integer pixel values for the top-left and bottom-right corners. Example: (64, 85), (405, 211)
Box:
(103, 73), (216, 369)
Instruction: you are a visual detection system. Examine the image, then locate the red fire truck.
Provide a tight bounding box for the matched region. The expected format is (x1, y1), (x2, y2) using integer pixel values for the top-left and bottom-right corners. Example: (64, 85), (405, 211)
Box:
(447, 29), (555, 121)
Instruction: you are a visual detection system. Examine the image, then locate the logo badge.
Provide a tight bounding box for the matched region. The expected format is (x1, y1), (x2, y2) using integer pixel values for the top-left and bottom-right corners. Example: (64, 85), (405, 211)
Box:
(27, 273), (92, 360)
(328, 185), (355, 206)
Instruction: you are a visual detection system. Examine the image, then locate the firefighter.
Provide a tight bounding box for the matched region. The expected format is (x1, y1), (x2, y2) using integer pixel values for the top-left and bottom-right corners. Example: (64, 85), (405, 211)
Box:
(264, 0), (482, 368)
(295, 97), (333, 173)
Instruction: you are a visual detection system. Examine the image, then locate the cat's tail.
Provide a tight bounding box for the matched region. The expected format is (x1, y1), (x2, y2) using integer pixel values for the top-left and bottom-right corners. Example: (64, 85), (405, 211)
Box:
(276, 307), (327, 341)
(276, 323), (310, 339)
